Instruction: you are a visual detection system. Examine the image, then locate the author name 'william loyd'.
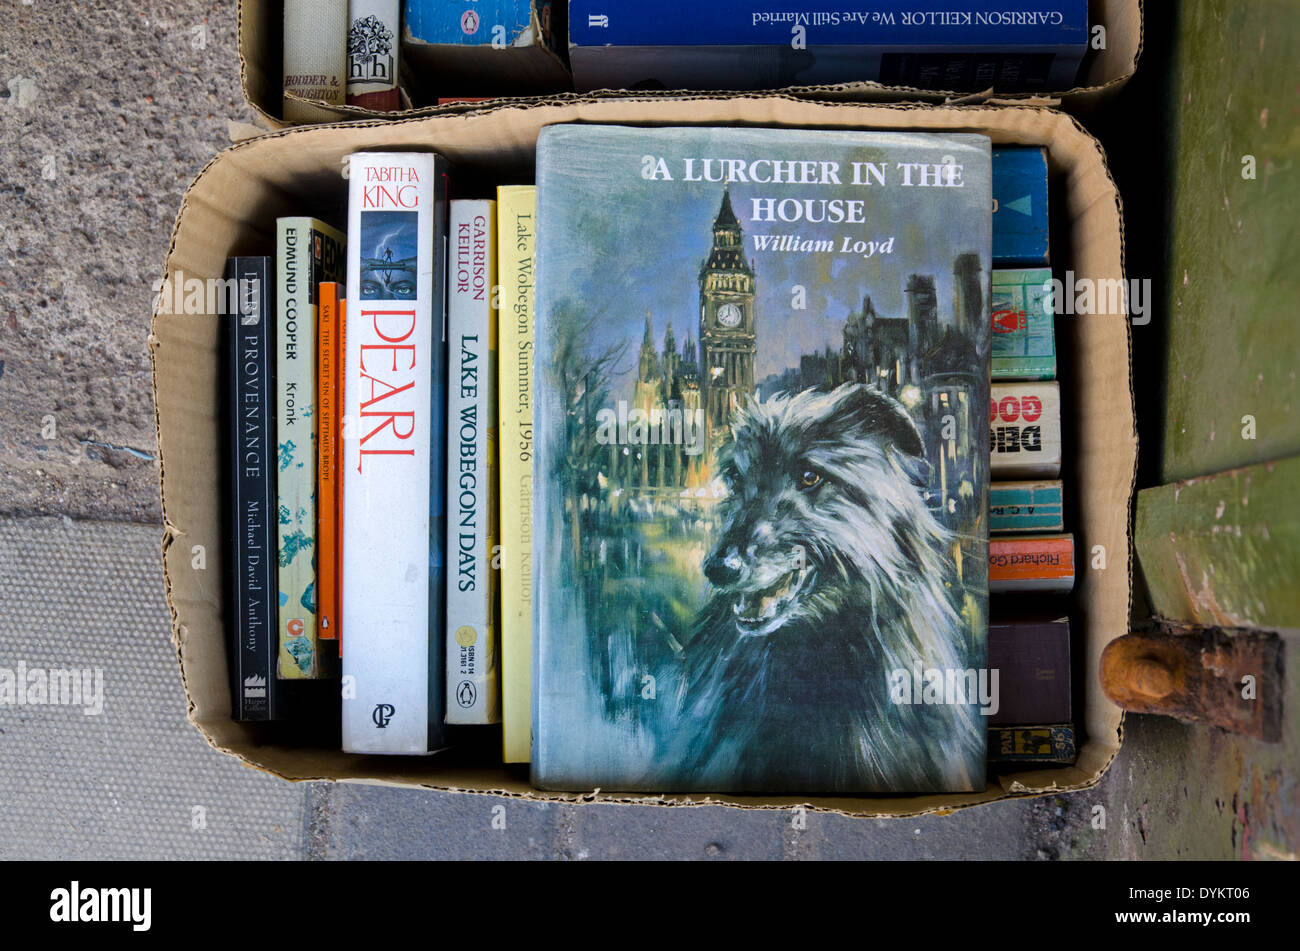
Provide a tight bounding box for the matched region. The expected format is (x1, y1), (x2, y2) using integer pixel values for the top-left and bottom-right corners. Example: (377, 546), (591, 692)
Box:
(640, 154), (968, 257)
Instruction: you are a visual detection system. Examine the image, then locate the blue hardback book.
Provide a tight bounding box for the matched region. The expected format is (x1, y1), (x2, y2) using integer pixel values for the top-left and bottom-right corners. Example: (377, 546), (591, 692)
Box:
(405, 0), (555, 48)
(569, 0), (1087, 92)
(401, 1), (567, 97)
(532, 124), (992, 793)
(993, 147), (1051, 266)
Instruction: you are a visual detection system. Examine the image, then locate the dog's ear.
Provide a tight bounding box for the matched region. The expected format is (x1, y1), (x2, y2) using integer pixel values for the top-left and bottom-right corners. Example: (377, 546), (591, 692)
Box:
(826, 383), (926, 460)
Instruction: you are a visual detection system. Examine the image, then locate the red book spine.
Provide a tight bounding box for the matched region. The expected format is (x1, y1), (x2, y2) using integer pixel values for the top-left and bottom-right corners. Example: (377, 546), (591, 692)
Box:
(336, 297), (346, 657)
(317, 283), (341, 645)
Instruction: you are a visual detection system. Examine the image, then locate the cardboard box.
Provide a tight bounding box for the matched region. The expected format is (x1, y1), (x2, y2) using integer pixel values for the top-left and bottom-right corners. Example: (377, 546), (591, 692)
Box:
(151, 95), (1136, 817)
(239, 0), (1143, 127)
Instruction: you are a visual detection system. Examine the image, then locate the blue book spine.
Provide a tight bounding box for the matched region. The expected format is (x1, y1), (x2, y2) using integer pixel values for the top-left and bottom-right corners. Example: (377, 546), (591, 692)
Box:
(993, 147), (1050, 266)
(405, 0), (548, 47)
(569, 0), (1088, 48)
(989, 480), (1064, 533)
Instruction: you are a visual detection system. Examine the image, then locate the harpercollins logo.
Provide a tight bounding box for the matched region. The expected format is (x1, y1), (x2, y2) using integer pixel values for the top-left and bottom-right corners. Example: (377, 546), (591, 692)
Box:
(372, 703), (395, 728)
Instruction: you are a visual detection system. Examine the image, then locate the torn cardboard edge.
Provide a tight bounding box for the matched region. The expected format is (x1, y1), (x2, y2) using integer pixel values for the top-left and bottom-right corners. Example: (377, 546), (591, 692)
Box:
(240, 0), (1143, 129)
(151, 93), (1136, 818)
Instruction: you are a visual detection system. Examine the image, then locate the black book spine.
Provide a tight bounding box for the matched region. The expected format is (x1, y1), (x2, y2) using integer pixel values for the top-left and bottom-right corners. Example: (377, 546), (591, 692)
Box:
(427, 155), (450, 749)
(228, 256), (278, 720)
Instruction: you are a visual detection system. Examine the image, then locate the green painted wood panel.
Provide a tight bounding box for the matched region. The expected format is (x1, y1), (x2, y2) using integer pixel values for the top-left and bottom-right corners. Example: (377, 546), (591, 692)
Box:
(1136, 455), (1300, 628)
(1159, 1), (1300, 484)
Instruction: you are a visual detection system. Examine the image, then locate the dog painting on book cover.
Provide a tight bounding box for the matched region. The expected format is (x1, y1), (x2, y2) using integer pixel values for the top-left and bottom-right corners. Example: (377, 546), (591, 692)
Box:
(533, 125), (992, 794)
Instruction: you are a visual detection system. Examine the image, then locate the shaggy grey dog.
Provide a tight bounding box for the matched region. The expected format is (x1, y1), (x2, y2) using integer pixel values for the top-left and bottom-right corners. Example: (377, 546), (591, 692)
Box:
(677, 382), (984, 793)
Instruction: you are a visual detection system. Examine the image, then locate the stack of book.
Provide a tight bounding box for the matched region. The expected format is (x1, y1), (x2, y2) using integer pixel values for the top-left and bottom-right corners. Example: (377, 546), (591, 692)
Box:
(225, 156), (502, 750)
(280, 1), (1090, 120)
(985, 146), (1077, 765)
(989, 146), (1071, 596)
(283, 0), (404, 121)
(224, 126), (1086, 789)
(281, 0), (566, 121)
(567, 0), (1089, 94)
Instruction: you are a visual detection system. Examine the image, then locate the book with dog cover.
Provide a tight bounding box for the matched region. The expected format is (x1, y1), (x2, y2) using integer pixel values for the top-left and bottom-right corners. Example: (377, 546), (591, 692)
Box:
(532, 125), (992, 793)
(341, 151), (450, 754)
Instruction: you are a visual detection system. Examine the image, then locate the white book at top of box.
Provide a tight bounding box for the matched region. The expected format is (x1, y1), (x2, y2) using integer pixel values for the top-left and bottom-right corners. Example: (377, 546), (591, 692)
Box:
(990, 381), (1061, 479)
(282, 0), (347, 122)
(342, 151), (449, 754)
(445, 200), (500, 725)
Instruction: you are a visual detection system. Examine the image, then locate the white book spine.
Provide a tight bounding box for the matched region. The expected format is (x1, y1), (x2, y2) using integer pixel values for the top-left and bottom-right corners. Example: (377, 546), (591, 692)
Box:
(283, 0), (348, 121)
(342, 152), (437, 753)
(445, 201), (500, 725)
(989, 381), (1062, 479)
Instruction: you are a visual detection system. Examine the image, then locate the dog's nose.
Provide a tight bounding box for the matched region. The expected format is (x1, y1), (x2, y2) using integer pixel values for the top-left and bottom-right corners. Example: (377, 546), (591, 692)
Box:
(704, 550), (743, 586)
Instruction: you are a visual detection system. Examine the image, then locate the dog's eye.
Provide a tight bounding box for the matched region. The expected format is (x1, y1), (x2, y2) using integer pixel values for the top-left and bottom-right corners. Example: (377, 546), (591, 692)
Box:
(798, 470), (822, 490)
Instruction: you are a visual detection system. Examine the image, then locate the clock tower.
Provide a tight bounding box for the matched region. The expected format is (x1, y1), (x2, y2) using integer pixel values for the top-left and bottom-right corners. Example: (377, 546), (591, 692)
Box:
(698, 187), (757, 442)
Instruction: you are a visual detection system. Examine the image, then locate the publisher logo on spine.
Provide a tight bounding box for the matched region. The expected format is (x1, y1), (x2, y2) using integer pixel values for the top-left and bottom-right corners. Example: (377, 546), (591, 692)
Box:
(456, 681), (477, 708)
(371, 702), (395, 728)
(460, 10), (479, 34)
(348, 15), (395, 88)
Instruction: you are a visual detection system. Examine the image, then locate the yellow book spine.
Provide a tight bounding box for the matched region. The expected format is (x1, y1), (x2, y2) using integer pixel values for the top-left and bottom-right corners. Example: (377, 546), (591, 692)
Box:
(497, 186), (536, 762)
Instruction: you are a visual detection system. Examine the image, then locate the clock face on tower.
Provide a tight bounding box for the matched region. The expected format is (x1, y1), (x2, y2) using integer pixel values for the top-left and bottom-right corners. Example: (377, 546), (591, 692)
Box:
(716, 303), (742, 328)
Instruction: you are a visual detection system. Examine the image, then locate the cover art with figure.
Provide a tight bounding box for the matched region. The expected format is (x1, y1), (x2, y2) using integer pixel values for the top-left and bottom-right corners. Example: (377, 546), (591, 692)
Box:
(533, 125), (993, 793)
(359, 210), (418, 300)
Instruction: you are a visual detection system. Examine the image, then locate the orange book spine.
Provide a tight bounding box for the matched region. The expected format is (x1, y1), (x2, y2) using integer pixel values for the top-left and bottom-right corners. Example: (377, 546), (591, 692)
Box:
(989, 533), (1075, 593)
(336, 297), (346, 657)
(317, 282), (341, 645)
